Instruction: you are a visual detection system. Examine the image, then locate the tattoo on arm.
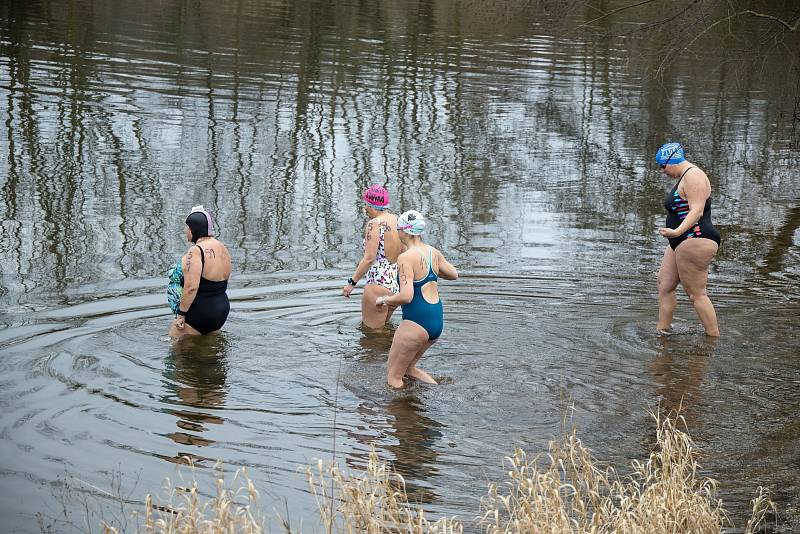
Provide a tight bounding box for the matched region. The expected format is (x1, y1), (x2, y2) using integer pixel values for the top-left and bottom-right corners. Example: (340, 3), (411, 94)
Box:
(366, 222), (374, 241)
(399, 264), (408, 286)
(186, 252), (192, 272)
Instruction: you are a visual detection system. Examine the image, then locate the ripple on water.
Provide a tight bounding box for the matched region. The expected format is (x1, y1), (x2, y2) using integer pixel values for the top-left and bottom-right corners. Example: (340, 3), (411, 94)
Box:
(0, 270), (798, 530)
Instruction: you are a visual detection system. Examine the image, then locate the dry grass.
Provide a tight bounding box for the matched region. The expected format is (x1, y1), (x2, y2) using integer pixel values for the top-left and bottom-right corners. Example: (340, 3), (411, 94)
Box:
(102, 460), (264, 534)
(480, 411), (775, 534)
(306, 450), (462, 534)
(97, 410), (775, 534)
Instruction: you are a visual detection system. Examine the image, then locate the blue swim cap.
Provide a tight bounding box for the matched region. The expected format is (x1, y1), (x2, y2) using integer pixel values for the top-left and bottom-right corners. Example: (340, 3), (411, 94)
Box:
(655, 142), (685, 167)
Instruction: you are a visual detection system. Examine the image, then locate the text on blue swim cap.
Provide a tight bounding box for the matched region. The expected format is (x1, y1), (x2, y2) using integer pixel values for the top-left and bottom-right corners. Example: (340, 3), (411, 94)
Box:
(656, 143), (684, 165)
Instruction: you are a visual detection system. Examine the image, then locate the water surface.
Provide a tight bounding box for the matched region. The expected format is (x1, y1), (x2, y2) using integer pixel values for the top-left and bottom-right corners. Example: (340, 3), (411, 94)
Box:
(1, 0), (799, 531)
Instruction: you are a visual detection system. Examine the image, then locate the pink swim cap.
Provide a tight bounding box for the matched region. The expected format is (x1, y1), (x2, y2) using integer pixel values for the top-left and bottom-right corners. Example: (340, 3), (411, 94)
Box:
(362, 185), (390, 209)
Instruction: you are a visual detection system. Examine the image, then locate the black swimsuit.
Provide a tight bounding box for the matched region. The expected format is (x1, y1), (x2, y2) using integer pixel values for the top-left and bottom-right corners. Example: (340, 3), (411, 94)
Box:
(664, 167), (721, 250)
(184, 246), (230, 335)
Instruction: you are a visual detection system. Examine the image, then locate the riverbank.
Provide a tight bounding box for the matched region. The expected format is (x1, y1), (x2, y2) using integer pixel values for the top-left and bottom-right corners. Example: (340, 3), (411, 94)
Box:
(92, 410), (774, 533)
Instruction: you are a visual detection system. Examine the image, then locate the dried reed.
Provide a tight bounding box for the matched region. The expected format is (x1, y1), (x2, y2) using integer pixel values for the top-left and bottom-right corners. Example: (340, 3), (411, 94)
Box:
(103, 459), (264, 534)
(480, 411), (775, 534)
(98, 411), (775, 534)
(306, 450), (462, 534)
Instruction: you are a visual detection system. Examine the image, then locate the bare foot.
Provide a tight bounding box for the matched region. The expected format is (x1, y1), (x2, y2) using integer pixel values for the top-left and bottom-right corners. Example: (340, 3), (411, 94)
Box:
(387, 377), (407, 389)
(406, 366), (438, 384)
(656, 323), (675, 336)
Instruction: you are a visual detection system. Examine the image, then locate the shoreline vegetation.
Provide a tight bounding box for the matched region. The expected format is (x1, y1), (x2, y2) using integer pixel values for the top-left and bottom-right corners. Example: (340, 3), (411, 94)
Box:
(81, 410), (777, 534)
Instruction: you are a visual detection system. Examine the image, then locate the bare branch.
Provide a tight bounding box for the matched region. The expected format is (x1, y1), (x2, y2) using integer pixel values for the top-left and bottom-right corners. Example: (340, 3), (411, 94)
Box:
(616, 0), (701, 38)
(658, 13), (741, 76)
(740, 10), (800, 32)
(559, 0), (661, 38)
(659, 9), (799, 77)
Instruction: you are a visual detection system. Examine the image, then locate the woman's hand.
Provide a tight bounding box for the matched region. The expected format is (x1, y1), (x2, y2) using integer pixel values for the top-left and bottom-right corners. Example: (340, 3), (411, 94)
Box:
(659, 227), (679, 238)
(375, 295), (388, 308)
(342, 284), (354, 298)
(173, 316), (186, 330)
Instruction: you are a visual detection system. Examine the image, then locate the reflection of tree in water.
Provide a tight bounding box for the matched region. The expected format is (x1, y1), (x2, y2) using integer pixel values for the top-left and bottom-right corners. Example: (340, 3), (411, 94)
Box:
(649, 336), (718, 427)
(162, 335), (230, 462)
(4, 0), (796, 309)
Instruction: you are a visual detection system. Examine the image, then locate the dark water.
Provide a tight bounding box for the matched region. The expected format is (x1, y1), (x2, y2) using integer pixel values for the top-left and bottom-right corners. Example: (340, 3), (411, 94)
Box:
(1, 0), (799, 531)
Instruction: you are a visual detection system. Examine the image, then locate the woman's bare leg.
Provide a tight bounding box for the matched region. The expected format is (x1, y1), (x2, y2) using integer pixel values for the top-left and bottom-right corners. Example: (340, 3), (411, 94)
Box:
(675, 239), (720, 337)
(168, 321), (203, 338)
(387, 320), (428, 388)
(405, 339), (437, 384)
(657, 246), (680, 332)
(362, 284), (396, 329)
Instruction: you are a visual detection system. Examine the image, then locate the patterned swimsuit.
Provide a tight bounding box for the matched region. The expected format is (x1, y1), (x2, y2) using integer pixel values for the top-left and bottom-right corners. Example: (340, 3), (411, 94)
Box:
(365, 222), (399, 293)
(664, 167), (721, 250)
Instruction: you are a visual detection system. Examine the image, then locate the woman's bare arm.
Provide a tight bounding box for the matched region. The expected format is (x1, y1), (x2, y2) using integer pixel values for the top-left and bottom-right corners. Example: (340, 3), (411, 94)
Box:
(352, 219), (381, 282)
(382, 253), (414, 305)
(435, 249), (458, 280)
(178, 246), (201, 313)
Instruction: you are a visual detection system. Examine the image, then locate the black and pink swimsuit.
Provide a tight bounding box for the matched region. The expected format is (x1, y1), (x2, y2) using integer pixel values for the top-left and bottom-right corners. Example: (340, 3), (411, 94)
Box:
(663, 167), (721, 250)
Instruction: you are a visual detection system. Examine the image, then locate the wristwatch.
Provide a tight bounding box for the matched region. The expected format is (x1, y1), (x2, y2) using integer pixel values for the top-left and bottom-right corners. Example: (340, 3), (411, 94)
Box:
(347, 277), (357, 286)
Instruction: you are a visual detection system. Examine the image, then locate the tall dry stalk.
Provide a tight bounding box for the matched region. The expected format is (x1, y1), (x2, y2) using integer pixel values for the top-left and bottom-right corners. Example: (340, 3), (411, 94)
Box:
(103, 458), (265, 534)
(481, 411), (773, 534)
(306, 450), (462, 534)
(96, 411), (775, 534)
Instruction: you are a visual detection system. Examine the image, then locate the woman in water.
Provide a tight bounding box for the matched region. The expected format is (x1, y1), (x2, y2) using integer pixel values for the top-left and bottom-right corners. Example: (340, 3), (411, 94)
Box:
(169, 206), (232, 338)
(656, 143), (721, 337)
(342, 185), (402, 329)
(375, 210), (458, 388)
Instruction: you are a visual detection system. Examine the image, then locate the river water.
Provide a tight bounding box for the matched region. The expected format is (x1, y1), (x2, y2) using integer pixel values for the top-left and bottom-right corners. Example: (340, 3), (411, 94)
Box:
(1, 0), (799, 532)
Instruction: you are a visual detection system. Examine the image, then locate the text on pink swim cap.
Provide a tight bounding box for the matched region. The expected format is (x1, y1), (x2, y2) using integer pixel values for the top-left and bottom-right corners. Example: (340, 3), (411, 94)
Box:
(362, 185), (389, 207)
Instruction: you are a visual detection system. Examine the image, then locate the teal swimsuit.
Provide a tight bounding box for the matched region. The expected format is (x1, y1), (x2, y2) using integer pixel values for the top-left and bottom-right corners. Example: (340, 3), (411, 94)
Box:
(401, 246), (443, 340)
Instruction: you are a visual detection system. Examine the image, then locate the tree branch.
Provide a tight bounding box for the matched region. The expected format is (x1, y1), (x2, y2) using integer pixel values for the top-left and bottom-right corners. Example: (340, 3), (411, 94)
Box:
(658, 13), (737, 75)
(740, 10), (800, 32)
(558, 0), (661, 38)
(658, 9), (800, 76)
